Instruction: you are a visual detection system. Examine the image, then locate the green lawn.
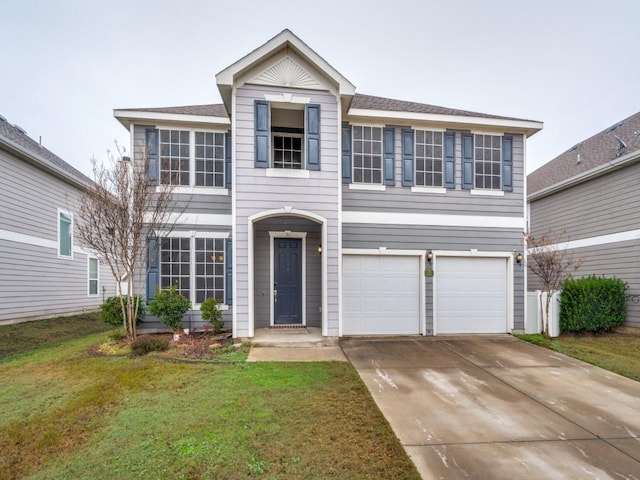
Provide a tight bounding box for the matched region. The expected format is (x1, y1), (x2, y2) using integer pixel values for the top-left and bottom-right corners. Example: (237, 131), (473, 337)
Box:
(516, 333), (640, 382)
(0, 312), (110, 358)
(0, 328), (419, 480)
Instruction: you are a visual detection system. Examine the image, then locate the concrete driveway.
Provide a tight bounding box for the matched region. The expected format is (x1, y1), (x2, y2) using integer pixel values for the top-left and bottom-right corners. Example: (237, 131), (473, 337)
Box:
(340, 336), (640, 479)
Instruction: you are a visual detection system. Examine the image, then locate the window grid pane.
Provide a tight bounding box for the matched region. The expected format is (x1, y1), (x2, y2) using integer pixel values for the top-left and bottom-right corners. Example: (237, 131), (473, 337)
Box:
(415, 130), (444, 187)
(352, 126), (383, 184)
(194, 131), (225, 187)
(160, 238), (190, 298)
(273, 135), (303, 169)
(59, 212), (72, 257)
(160, 129), (190, 186)
(194, 238), (225, 303)
(474, 134), (501, 189)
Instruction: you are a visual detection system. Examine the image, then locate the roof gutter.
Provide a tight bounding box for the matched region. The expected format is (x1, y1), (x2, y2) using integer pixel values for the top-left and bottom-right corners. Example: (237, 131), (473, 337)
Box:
(0, 136), (90, 190)
(528, 148), (640, 202)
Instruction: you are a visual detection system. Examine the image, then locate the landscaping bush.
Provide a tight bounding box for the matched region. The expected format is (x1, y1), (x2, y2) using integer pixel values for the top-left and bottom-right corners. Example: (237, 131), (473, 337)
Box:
(130, 336), (170, 355)
(560, 276), (627, 333)
(148, 285), (192, 331)
(100, 296), (145, 329)
(200, 297), (224, 333)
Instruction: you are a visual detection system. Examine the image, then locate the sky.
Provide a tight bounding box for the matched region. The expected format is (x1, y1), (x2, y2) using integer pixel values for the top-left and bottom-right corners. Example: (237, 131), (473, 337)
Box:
(1, 0), (639, 177)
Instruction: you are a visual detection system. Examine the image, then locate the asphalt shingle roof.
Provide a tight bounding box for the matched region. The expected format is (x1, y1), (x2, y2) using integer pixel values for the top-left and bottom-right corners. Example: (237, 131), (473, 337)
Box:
(0, 117), (92, 187)
(123, 104), (229, 118)
(528, 111), (640, 195)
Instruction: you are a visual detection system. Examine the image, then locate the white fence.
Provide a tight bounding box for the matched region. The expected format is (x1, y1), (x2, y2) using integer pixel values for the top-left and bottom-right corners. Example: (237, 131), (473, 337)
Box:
(526, 290), (561, 337)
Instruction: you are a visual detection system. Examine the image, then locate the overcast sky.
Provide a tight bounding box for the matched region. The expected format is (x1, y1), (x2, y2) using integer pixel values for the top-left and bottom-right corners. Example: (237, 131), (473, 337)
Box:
(1, 0), (639, 177)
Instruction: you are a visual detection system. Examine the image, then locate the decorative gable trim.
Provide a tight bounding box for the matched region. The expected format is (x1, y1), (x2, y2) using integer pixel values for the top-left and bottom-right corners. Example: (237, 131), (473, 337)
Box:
(253, 56), (323, 90)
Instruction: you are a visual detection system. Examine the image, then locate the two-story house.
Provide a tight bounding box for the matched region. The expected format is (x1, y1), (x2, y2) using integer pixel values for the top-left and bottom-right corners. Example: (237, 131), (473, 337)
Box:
(114, 30), (542, 339)
(0, 116), (117, 323)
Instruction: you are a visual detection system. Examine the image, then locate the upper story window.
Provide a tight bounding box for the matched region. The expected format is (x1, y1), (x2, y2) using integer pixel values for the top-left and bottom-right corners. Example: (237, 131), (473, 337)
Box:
(415, 130), (443, 187)
(254, 100), (321, 171)
(474, 134), (502, 190)
(353, 126), (382, 184)
(147, 128), (228, 189)
(58, 209), (73, 258)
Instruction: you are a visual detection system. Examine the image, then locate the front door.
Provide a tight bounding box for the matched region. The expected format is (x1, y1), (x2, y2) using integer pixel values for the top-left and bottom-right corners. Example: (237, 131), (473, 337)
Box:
(274, 238), (303, 324)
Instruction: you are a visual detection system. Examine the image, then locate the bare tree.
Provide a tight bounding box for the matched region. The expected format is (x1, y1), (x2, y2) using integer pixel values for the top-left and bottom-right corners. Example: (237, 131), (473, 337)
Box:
(77, 143), (181, 342)
(525, 231), (583, 338)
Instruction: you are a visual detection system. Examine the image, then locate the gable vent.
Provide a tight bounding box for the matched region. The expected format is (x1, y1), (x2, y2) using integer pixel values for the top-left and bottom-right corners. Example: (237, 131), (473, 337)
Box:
(13, 124), (27, 135)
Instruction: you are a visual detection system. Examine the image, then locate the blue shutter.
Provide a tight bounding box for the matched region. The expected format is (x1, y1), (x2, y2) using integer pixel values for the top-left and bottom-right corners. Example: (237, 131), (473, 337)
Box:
(342, 123), (352, 183)
(383, 127), (395, 186)
(444, 132), (455, 188)
(225, 238), (233, 305)
(254, 100), (270, 168)
(305, 104), (321, 170)
(147, 238), (159, 303)
(224, 130), (232, 189)
(401, 128), (414, 187)
(502, 136), (513, 192)
(462, 133), (474, 190)
(145, 128), (159, 185)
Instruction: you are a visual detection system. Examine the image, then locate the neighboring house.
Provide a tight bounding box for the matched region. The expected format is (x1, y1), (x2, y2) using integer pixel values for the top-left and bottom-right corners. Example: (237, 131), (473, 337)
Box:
(114, 30), (542, 339)
(0, 116), (117, 323)
(528, 111), (640, 330)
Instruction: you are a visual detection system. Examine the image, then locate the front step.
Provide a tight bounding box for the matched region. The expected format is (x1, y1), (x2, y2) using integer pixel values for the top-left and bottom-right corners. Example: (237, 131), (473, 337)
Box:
(250, 327), (336, 347)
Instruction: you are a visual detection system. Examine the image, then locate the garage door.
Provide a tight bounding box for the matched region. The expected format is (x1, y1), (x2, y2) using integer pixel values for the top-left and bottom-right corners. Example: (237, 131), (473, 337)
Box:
(343, 255), (421, 335)
(435, 257), (508, 334)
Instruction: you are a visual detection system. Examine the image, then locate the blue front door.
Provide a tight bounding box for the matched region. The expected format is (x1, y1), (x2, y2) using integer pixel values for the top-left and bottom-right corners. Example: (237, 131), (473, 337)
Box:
(274, 238), (302, 324)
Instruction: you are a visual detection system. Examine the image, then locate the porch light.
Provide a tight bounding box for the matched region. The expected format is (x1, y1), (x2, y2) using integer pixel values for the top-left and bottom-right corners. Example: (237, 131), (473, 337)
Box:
(515, 252), (523, 265)
(426, 251), (433, 264)
(317, 245), (322, 255)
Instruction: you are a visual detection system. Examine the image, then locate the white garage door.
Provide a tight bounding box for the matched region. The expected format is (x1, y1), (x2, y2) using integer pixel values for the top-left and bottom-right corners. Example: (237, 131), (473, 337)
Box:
(435, 257), (508, 334)
(343, 255), (421, 335)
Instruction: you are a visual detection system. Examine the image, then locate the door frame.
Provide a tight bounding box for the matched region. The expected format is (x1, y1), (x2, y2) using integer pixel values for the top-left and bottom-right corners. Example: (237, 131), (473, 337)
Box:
(431, 250), (514, 335)
(269, 231), (307, 327)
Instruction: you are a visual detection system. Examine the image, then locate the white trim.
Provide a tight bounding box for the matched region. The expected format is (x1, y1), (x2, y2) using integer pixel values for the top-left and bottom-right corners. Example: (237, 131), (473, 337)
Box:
(340, 249), (426, 336)
(337, 94), (344, 338)
(161, 186), (229, 196)
(114, 110), (230, 127)
(266, 168), (310, 179)
(231, 84), (238, 338)
(87, 256), (99, 297)
(156, 230), (230, 239)
(431, 251), (514, 336)
(57, 208), (73, 259)
(342, 211), (524, 229)
(0, 228), (88, 255)
(471, 130), (504, 136)
(411, 186), (447, 194)
(146, 213), (233, 227)
(264, 93), (311, 104)
(348, 183), (386, 191)
(522, 133), (529, 330)
(347, 108), (543, 136)
(470, 189), (505, 197)
(269, 232), (307, 327)
(538, 229), (640, 252)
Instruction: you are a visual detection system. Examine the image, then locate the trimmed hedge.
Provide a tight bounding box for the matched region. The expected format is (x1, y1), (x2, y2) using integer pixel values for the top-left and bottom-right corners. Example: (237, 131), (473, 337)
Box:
(560, 276), (627, 333)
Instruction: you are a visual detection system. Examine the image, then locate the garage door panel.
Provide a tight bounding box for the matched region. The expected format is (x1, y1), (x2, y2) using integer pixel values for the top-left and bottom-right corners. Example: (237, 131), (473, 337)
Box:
(436, 257), (508, 334)
(343, 255), (420, 335)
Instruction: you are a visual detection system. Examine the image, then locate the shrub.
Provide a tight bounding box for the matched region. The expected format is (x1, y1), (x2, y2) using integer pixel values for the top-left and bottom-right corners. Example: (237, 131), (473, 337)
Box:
(200, 297), (224, 333)
(148, 285), (192, 331)
(131, 336), (170, 355)
(560, 276), (627, 333)
(100, 296), (145, 330)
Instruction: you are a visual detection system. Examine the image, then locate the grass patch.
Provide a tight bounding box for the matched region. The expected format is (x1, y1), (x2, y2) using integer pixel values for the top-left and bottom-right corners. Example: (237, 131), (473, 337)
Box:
(515, 332), (640, 382)
(0, 336), (419, 479)
(0, 312), (111, 358)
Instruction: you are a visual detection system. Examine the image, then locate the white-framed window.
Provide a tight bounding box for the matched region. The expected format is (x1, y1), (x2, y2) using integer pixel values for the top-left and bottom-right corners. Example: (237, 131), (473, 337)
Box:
(88, 257), (99, 296)
(160, 236), (225, 305)
(58, 209), (73, 258)
(475, 134), (502, 190)
(353, 125), (383, 184)
(415, 130), (444, 187)
(272, 133), (303, 169)
(158, 129), (226, 188)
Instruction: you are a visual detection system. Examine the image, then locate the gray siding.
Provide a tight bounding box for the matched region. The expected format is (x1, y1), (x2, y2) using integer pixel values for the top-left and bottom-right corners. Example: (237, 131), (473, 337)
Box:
(343, 131), (525, 217)
(343, 224), (525, 332)
(0, 150), (118, 323)
(234, 84), (340, 337)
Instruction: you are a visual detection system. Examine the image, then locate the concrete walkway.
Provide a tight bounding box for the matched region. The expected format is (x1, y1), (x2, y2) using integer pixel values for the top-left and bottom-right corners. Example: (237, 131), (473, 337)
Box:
(247, 327), (347, 362)
(341, 336), (640, 479)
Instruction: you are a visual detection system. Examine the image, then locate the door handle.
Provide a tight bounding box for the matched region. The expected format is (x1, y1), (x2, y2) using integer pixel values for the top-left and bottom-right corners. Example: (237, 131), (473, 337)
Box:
(274, 286), (278, 303)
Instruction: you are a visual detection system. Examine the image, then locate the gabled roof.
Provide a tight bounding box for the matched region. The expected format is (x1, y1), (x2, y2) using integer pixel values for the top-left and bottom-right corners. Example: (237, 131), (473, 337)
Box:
(528, 111), (640, 199)
(0, 116), (91, 188)
(126, 104), (228, 117)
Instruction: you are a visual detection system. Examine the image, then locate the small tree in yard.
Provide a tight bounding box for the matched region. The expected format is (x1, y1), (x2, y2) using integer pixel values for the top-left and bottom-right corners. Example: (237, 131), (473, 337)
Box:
(148, 285), (192, 333)
(200, 297), (224, 333)
(76, 143), (182, 343)
(525, 231), (583, 338)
